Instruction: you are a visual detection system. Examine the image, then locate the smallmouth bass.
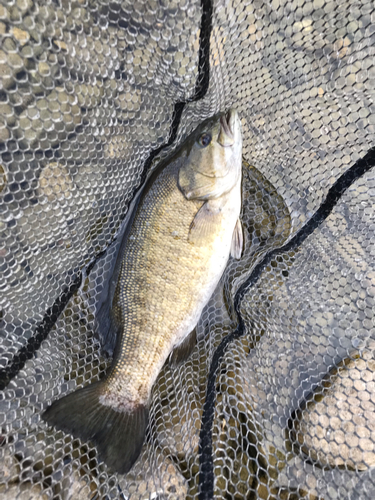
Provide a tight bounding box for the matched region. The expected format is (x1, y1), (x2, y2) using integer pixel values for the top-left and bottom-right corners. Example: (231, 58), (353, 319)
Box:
(43, 109), (243, 474)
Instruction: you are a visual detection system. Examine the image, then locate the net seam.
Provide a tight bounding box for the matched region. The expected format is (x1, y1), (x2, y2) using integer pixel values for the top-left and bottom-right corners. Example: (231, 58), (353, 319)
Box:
(0, 0), (214, 391)
(198, 146), (375, 500)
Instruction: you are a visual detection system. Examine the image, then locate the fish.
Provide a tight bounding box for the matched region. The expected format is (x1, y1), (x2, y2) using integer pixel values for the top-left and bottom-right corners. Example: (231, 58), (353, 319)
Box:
(42, 108), (243, 475)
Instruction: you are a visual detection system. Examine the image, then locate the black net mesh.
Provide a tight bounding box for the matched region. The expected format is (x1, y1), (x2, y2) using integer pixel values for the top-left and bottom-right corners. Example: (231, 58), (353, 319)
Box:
(1, 0), (375, 498)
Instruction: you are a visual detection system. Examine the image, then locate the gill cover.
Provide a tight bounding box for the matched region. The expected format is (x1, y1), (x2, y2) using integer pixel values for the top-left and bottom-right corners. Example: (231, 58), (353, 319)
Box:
(178, 109), (242, 201)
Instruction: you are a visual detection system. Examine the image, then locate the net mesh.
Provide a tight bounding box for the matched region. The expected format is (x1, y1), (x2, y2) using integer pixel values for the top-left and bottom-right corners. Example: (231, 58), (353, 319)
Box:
(1, 0), (375, 498)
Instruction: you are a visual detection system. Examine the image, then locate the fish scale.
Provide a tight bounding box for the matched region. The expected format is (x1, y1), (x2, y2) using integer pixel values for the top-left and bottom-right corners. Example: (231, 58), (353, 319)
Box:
(110, 166), (224, 405)
(43, 108), (243, 475)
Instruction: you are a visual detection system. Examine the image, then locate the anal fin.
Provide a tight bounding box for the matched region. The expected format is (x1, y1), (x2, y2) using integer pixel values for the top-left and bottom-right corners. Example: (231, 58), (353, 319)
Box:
(169, 329), (197, 366)
(231, 218), (243, 259)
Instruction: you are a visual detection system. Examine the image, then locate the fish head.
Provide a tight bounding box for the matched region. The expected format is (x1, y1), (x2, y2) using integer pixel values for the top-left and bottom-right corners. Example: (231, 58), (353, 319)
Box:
(178, 109), (242, 200)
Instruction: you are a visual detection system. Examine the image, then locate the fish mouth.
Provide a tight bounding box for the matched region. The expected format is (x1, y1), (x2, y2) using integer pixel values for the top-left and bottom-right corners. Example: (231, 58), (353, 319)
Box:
(218, 109), (236, 147)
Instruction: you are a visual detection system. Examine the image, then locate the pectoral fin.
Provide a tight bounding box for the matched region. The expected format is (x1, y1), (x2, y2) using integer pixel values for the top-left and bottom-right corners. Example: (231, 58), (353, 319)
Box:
(188, 202), (221, 245)
(231, 218), (243, 259)
(169, 329), (197, 366)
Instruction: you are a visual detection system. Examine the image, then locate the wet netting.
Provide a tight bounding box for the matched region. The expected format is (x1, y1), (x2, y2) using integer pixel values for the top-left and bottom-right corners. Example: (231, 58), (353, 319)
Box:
(1, 0), (375, 498)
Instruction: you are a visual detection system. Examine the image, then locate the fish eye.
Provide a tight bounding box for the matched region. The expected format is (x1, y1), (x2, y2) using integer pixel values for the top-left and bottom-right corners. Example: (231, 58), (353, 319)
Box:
(198, 133), (212, 148)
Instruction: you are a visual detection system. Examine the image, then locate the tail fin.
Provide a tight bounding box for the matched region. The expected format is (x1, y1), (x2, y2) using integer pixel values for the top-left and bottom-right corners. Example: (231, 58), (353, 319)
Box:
(42, 381), (148, 474)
